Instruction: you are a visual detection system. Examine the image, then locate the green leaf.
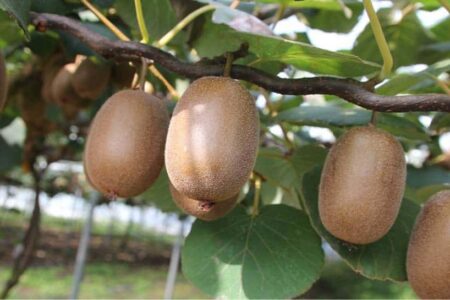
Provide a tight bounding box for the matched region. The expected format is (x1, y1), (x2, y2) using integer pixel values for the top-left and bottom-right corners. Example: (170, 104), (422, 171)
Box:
(431, 17), (450, 42)
(137, 169), (180, 213)
(406, 165), (450, 188)
(194, 18), (380, 77)
(31, 0), (76, 14)
(301, 167), (421, 281)
(0, 0), (31, 37)
(430, 111), (450, 132)
(303, 2), (364, 33)
(254, 148), (298, 189)
(352, 10), (432, 69)
(182, 205), (324, 299)
(276, 106), (429, 140)
(114, 0), (182, 42)
(0, 10), (24, 46)
(377, 59), (450, 95)
(255, 0), (360, 10)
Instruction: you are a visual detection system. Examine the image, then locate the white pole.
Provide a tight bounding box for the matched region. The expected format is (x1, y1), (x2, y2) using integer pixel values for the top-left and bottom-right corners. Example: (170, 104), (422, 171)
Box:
(163, 219), (186, 300)
(69, 192), (99, 299)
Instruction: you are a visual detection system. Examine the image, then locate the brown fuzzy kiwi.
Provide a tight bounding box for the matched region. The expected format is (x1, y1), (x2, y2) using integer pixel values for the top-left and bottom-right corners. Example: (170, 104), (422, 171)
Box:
(41, 54), (67, 103)
(51, 63), (83, 105)
(71, 57), (111, 100)
(165, 76), (259, 202)
(84, 89), (169, 198)
(0, 53), (7, 111)
(169, 183), (238, 221)
(111, 62), (135, 89)
(319, 126), (406, 244)
(407, 190), (450, 299)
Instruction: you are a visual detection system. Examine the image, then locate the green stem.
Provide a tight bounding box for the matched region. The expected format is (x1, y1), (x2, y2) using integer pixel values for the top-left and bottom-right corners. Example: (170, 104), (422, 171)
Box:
(223, 52), (234, 77)
(252, 177), (262, 217)
(363, 0), (393, 79)
(438, 0), (450, 13)
(155, 4), (215, 48)
(134, 0), (150, 43)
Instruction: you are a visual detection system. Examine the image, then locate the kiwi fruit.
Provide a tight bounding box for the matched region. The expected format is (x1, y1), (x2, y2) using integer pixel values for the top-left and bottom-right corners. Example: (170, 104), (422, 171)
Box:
(84, 89), (169, 198)
(407, 190), (450, 299)
(319, 126), (406, 244)
(51, 63), (82, 105)
(0, 53), (7, 111)
(169, 183), (238, 221)
(41, 53), (67, 103)
(165, 76), (259, 202)
(71, 57), (111, 100)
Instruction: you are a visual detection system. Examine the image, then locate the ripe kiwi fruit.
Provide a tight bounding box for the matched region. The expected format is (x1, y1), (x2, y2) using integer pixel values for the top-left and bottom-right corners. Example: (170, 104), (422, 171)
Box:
(169, 183), (238, 221)
(51, 63), (83, 106)
(0, 52), (7, 111)
(165, 76), (259, 202)
(41, 53), (67, 103)
(319, 126), (406, 244)
(407, 190), (450, 299)
(71, 57), (111, 100)
(84, 89), (169, 198)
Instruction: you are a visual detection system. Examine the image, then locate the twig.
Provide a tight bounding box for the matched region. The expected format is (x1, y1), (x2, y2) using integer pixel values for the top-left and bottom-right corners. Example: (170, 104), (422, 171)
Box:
(80, 0), (178, 97)
(30, 12), (450, 113)
(363, 0), (393, 79)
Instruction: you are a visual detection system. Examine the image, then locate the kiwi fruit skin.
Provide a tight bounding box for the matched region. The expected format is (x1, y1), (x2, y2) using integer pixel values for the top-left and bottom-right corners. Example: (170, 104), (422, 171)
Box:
(84, 89), (169, 198)
(51, 63), (82, 106)
(71, 58), (111, 100)
(165, 76), (259, 202)
(407, 190), (450, 299)
(0, 53), (7, 111)
(41, 54), (67, 103)
(169, 183), (238, 221)
(319, 126), (406, 244)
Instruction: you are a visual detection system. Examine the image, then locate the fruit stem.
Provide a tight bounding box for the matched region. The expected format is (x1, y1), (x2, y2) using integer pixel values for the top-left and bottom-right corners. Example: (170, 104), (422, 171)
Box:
(230, 0), (240, 9)
(337, 0), (352, 18)
(155, 4), (216, 48)
(80, 0), (178, 98)
(363, 0), (393, 80)
(370, 111), (378, 126)
(134, 0), (150, 44)
(223, 52), (234, 77)
(438, 0), (450, 13)
(139, 58), (148, 91)
(252, 176), (262, 217)
(271, 4), (287, 29)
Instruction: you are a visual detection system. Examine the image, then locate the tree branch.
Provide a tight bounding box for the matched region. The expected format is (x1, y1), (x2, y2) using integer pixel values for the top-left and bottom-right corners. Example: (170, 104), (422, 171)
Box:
(30, 12), (450, 113)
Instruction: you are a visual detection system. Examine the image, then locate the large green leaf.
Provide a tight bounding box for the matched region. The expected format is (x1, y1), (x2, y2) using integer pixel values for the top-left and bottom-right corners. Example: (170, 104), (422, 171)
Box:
(406, 165), (450, 188)
(301, 167), (421, 281)
(182, 204), (324, 299)
(276, 106), (429, 140)
(376, 59), (450, 96)
(137, 169), (179, 213)
(352, 10), (432, 69)
(0, 10), (23, 46)
(194, 17), (380, 77)
(0, 0), (30, 37)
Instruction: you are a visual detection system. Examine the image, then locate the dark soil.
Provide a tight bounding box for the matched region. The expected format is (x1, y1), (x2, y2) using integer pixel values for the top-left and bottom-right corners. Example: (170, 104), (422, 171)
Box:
(0, 225), (172, 268)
